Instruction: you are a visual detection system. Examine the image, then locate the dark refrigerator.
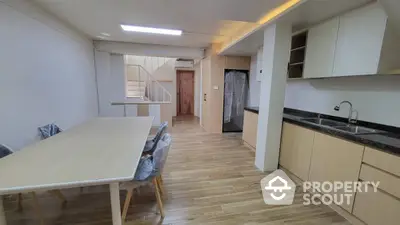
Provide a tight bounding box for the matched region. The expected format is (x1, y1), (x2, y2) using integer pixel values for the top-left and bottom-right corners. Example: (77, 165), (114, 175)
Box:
(222, 69), (249, 132)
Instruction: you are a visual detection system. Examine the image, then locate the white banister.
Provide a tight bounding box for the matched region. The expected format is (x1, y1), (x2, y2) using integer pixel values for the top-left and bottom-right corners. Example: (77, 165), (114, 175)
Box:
(125, 64), (172, 103)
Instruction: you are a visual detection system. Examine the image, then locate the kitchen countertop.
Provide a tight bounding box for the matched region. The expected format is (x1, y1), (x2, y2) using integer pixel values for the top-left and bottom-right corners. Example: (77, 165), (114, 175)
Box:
(244, 107), (400, 156)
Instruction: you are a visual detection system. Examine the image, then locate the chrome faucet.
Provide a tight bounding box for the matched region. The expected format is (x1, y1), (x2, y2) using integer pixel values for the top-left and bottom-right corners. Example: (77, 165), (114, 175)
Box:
(334, 101), (358, 124)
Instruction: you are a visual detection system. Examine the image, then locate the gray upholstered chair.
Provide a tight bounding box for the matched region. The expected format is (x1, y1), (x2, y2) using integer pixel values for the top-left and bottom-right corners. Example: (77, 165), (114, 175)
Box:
(38, 123), (62, 139)
(120, 133), (172, 221)
(143, 121), (168, 154)
(0, 144), (13, 158)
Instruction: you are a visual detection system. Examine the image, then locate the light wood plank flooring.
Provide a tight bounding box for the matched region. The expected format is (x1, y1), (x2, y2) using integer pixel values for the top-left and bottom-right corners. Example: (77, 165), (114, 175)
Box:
(3, 116), (351, 225)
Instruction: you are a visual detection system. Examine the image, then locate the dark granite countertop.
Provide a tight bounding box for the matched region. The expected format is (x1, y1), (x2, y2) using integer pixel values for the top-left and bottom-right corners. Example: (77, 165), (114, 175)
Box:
(244, 107), (400, 156)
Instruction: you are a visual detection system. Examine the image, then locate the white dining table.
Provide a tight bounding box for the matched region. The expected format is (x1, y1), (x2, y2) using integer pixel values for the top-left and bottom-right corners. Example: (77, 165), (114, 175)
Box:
(0, 117), (153, 225)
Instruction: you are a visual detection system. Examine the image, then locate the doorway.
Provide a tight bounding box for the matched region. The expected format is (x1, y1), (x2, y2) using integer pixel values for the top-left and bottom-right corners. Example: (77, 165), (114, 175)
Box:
(176, 70), (195, 116)
(222, 69), (249, 133)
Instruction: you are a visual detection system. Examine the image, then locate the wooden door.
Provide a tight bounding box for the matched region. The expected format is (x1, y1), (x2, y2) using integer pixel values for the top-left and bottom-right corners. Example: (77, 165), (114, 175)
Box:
(177, 70), (195, 115)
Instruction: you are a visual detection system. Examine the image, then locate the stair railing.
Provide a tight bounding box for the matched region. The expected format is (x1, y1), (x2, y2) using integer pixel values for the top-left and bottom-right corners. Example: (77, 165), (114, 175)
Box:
(125, 64), (172, 103)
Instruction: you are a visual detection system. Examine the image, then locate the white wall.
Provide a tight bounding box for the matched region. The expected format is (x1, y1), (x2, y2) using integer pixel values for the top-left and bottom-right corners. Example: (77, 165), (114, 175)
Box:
(0, 1), (98, 150)
(285, 75), (400, 127)
(96, 52), (136, 117)
(95, 52), (165, 125)
(247, 54), (261, 107)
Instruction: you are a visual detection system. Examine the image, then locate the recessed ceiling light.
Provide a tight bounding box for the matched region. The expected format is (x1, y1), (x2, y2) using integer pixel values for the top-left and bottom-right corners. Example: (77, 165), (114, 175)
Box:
(120, 24), (182, 36)
(101, 32), (111, 37)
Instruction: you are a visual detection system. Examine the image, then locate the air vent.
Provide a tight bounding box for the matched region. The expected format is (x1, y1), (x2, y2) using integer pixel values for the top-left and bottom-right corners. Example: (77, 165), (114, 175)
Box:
(175, 58), (194, 68)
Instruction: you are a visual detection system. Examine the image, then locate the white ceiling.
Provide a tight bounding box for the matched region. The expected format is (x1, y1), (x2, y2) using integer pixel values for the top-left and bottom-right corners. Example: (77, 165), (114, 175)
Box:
(222, 0), (373, 56)
(33, 0), (289, 48)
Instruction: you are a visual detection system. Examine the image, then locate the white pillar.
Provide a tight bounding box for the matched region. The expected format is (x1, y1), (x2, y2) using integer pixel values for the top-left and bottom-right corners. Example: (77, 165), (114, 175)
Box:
(255, 22), (292, 172)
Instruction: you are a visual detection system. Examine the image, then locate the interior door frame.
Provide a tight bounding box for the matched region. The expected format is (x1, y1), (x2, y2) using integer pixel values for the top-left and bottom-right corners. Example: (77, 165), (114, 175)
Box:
(176, 70), (195, 116)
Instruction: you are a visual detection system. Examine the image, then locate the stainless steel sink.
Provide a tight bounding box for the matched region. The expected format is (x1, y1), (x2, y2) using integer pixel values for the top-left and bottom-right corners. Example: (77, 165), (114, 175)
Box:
(301, 118), (347, 127)
(332, 125), (385, 135)
(300, 118), (385, 135)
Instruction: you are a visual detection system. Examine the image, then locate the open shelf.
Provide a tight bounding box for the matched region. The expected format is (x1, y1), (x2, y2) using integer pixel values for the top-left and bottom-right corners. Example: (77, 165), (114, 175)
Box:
(288, 31), (308, 79)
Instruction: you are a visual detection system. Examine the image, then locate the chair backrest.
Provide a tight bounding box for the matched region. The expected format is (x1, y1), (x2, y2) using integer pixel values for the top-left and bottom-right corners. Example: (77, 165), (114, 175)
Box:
(38, 123), (62, 139)
(152, 133), (172, 176)
(150, 121), (168, 152)
(0, 144), (13, 159)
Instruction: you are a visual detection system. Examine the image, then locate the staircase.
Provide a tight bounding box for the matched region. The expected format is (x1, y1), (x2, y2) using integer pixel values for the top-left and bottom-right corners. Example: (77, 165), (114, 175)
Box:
(125, 64), (172, 102)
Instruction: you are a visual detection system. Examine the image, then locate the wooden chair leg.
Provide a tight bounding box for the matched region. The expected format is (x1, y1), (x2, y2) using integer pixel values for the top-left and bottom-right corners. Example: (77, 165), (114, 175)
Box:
(121, 189), (134, 221)
(31, 192), (45, 225)
(153, 178), (165, 218)
(156, 176), (164, 197)
(49, 190), (67, 204)
(17, 193), (23, 211)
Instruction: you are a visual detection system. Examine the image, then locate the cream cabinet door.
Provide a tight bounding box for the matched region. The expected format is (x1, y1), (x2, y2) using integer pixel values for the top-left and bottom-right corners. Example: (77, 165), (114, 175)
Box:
(242, 111), (258, 148)
(333, 3), (387, 76)
(303, 17), (339, 78)
(279, 122), (315, 181)
(353, 183), (400, 225)
(309, 132), (364, 212)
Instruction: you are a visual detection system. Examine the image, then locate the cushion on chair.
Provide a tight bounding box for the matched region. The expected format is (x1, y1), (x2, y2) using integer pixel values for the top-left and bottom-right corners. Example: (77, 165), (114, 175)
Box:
(134, 155), (154, 181)
(151, 134), (172, 177)
(38, 123), (62, 139)
(143, 140), (154, 152)
(142, 121), (168, 153)
(0, 144), (13, 159)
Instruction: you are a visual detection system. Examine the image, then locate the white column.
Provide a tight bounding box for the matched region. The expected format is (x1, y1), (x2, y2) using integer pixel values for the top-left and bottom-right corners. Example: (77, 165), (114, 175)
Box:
(255, 22), (292, 172)
(0, 197), (6, 225)
(110, 183), (122, 225)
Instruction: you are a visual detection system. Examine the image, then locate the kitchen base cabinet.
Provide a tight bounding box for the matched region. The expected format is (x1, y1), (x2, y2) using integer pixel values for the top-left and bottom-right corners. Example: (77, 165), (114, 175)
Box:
(279, 122), (315, 181)
(308, 132), (364, 212)
(242, 111), (258, 149)
(353, 185), (400, 225)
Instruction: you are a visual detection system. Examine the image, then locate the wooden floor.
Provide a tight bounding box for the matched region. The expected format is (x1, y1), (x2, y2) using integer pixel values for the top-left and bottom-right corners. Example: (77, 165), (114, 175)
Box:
(3, 116), (351, 225)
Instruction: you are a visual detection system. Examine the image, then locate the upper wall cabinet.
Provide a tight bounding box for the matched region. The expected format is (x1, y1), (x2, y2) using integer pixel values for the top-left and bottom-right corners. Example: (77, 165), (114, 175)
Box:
(304, 18), (339, 78)
(332, 3), (397, 76)
(303, 3), (400, 78)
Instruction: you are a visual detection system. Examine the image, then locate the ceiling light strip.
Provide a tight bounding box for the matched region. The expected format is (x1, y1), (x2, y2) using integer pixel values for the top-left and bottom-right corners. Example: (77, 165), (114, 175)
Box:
(121, 25), (182, 36)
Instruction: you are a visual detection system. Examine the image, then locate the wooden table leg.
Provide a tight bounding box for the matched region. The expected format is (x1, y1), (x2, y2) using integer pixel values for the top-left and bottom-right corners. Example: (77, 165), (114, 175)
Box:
(0, 197), (7, 225)
(110, 183), (122, 225)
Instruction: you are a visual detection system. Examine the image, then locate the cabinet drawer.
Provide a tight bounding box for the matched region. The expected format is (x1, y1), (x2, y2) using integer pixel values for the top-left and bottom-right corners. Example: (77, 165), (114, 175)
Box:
(353, 184), (400, 225)
(363, 147), (400, 177)
(359, 164), (400, 199)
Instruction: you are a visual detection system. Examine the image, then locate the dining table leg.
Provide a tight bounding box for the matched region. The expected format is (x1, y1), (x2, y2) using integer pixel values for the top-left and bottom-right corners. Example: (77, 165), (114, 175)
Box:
(0, 197), (6, 225)
(110, 183), (122, 225)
